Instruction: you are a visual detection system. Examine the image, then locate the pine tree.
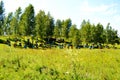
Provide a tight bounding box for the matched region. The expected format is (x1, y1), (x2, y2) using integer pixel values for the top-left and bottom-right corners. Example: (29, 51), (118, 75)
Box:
(69, 24), (80, 46)
(94, 23), (104, 43)
(73, 30), (80, 47)
(35, 10), (46, 39)
(69, 24), (77, 39)
(4, 12), (13, 35)
(15, 7), (22, 36)
(19, 4), (35, 36)
(80, 20), (92, 43)
(0, 1), (5, 35)
(45, 12), (54, 38)
(54, 19), (62, 38)
(62, 18), (72, 39)
(105, 23), (119, 44)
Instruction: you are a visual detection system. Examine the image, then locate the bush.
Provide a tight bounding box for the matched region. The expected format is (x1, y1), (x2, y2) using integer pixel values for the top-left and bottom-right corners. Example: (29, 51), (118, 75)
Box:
(0, 39), (6, 44)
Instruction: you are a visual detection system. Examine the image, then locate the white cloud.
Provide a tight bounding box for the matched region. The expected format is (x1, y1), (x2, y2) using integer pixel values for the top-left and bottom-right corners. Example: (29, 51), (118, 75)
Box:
(79, 1), (117, 16)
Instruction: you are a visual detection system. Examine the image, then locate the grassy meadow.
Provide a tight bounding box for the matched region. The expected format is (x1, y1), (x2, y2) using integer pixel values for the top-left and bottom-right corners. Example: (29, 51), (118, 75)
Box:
(0, 44), (120, 80)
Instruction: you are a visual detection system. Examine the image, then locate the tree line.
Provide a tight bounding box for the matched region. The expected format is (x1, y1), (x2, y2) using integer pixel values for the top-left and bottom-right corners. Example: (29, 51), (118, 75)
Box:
(0, 1), (119, 46)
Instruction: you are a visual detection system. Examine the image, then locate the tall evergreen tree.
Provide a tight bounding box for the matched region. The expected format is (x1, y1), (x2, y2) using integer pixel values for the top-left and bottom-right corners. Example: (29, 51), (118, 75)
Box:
(19, 4), (35, 36)
(35, 10), (46, 38)
(105, 23), (119, 44)
(35, 11), (54, 39)
(94, 23), (104, 43)
(80, 20), (92, 43)
(45, 12), (54, 38)
(10, 17), (17, 35)
(69, 24), (77, 39)
(8, 7), (22, 36)
(106, 23), (112, 44)
(19, 13), (26, 36)
(62, 18), (72, 39)
(4, 12), (13, 35)
(80, 19), (86, 27)
(15, 7), (22, 20)
(15, 7), (22, 36)
(90, 24), (96, 43)
(69, 24), (80, 46)
(54, 19), (62, 38)
(54, 25), (59, 38)
(72, 29), (80, 46)
(0, 1), (4, 35)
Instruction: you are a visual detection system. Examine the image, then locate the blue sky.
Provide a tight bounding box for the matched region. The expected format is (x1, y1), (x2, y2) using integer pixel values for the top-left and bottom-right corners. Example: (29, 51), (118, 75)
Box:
(2, 0), (120, 35)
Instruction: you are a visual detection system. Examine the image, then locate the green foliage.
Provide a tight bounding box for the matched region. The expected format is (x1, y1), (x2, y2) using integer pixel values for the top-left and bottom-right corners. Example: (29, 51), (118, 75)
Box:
(35, 10), (46, 38)
(69, 24), (81, 46)
(35, 11), (54, 39)
(15, 7), (22, 20)
(80, 20), (92, 43)
(105, 23), (119, 44)
(72, 30), (80, 46)
(80, 20), (119, 44)
(3, 12), (13, 35)
(19, 4), (35, 36)
(62, 18), (72, 39)
(10, 17), (17, 35)
(46, 12), (54, 37)
(69, 24), (77, 38)
(0, 1), (4, 35)
(54, 19), (62, 38)
(94, 23), (104, 43)
(14, 7), (22, 36)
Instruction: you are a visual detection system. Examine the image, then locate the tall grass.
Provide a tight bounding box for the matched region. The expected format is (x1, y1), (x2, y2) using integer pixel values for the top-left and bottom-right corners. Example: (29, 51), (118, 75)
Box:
(0, 44), (120, 80)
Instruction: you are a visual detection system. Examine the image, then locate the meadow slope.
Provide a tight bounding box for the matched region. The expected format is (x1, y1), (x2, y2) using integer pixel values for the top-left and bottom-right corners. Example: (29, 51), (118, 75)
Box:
(0, 44), (120, 80)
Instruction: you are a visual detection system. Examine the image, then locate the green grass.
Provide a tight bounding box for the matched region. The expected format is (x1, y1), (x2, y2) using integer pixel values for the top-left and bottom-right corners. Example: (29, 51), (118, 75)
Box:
(0, 44), (120, 80)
